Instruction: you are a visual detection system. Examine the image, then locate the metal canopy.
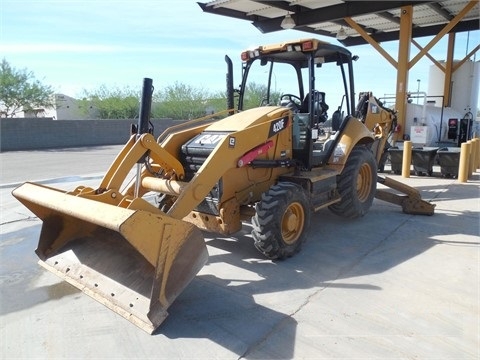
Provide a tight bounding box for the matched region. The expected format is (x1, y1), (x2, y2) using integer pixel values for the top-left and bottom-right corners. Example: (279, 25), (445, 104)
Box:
(198, 1), (479, 46)
(198, 1), (479, 142)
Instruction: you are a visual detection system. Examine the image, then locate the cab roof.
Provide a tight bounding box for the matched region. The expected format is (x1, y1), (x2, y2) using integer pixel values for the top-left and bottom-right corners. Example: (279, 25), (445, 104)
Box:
(241, 38), (352, 68)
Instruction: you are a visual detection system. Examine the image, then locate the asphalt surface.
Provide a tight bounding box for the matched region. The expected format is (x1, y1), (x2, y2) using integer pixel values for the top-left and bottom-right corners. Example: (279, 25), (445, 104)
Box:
(1, 145), (479, 359)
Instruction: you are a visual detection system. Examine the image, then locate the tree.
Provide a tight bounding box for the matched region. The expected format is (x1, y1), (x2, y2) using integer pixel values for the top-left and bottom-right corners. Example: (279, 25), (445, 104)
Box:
(80, 85), (140, 119)
(204, 90), (229, 115)
(153, 82), (212, 120)
(242, 82), (281, 110)
(79, 82), (229, 120)
(0, 59), (55, 117)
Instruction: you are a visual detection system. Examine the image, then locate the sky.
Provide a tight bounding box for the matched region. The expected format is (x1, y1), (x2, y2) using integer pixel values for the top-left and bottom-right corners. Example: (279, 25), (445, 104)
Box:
(1, 0), (479, 109)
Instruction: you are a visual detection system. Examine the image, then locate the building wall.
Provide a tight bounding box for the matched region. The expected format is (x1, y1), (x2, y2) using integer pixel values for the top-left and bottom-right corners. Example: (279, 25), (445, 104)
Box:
(54, 94), (97, 120)
(0, 118), (180, 152)
(428, 60), (479, 118)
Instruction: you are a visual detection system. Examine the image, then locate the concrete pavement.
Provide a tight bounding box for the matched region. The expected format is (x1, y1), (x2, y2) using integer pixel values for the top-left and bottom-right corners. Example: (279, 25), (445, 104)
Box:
(1, 146), (479, 359)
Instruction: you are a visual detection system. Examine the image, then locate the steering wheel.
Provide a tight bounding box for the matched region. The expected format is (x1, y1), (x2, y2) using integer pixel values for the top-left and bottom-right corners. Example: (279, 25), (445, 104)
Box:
(280, 94), (302, 111)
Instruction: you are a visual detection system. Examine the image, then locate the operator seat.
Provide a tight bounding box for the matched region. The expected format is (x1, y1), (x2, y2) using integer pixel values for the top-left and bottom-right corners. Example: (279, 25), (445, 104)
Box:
(300, 91), (329, 122)
(331, 110), (342, 131)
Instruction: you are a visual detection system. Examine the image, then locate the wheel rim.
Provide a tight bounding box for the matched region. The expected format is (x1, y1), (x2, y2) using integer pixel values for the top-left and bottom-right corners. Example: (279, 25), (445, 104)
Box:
(281, 202), (305, 245)
(356, 162), (373, 202)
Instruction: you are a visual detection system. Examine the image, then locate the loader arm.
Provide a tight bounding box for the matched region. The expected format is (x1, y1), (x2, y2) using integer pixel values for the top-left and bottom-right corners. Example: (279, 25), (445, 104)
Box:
(93, 133), (186, 194)
(376, 176), (435, 215)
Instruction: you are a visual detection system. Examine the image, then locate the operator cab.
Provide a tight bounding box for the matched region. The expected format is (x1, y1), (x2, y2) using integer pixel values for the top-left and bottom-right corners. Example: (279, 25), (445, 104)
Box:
(231, 39), (356, 169)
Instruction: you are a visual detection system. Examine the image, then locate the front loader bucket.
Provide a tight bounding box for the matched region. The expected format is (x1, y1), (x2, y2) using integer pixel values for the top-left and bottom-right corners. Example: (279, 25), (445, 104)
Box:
(12, 182), (208, 334)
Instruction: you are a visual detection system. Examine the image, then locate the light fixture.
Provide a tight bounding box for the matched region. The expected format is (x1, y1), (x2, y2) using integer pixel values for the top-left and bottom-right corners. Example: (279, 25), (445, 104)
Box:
(336, 26), (347, 40)
(281, 13), (296, 29)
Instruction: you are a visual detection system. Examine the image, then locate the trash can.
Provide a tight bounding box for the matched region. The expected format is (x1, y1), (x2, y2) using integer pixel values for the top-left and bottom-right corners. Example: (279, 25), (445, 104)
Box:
(412, 147), (438, 176)
(387, 146), (404, 174)
(437, 147), (461, 178)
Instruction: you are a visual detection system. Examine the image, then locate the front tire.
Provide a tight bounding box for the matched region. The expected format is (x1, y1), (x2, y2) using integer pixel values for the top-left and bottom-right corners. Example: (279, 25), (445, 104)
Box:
(329, 145), (377, 218)
(252, 182), (311, 260)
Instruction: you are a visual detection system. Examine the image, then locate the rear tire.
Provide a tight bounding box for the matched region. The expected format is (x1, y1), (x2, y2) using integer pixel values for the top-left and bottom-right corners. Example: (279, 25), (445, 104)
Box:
(329, 145), (377, 218)
(252, 182), (311, 260)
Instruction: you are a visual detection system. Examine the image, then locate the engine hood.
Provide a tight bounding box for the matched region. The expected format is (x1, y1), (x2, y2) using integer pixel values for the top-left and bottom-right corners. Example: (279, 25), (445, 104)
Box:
(205, 106), (290, 132)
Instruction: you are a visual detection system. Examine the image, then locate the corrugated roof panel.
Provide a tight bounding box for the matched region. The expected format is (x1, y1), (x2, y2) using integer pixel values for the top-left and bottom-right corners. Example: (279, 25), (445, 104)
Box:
(313, 21), (342, 32)
(245, 6), (286, 18)
(412, 5), (447, 26)
(200, 0), (479, 45)
(352, 14), (399, 32)
(216, 0), (289, 18)
(294, 0), (342, 9)
(442, 0), (480, 20)
(311, 21), (348, 37)
(386, 5), (446, 27)
(442, 0), (476, 11)
(210, 0), (266, 14)
(207, 0), (239, 7)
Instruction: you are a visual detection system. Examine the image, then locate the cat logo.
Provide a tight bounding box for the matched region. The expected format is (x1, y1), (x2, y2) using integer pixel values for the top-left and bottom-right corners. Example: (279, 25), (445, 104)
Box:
(268, 117), (288, 138)
(194, 134), (225, 145)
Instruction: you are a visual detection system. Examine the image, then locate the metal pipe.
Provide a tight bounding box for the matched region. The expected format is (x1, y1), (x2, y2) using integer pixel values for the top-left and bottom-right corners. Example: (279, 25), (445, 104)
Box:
(468, 140), (475, 176)
(135, 78), (154, 197)
(137, 78), (153, 137)
(225, 55), (234, 114)
(134, 163), (143, 198)
(402, 141), (412, 178)
(458, 141), (470, 182)
(475, 137), (480, 170)
(141, 177), (188, 196)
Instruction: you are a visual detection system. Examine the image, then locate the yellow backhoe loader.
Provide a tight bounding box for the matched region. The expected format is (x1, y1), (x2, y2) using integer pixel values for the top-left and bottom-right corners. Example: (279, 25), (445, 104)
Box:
(12, 39), (434, 334)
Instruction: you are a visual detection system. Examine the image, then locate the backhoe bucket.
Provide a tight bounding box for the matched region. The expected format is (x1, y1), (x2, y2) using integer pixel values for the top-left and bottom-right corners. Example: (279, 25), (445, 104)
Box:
(376, 176), (435, 215)
(12, 182), (208, 334)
